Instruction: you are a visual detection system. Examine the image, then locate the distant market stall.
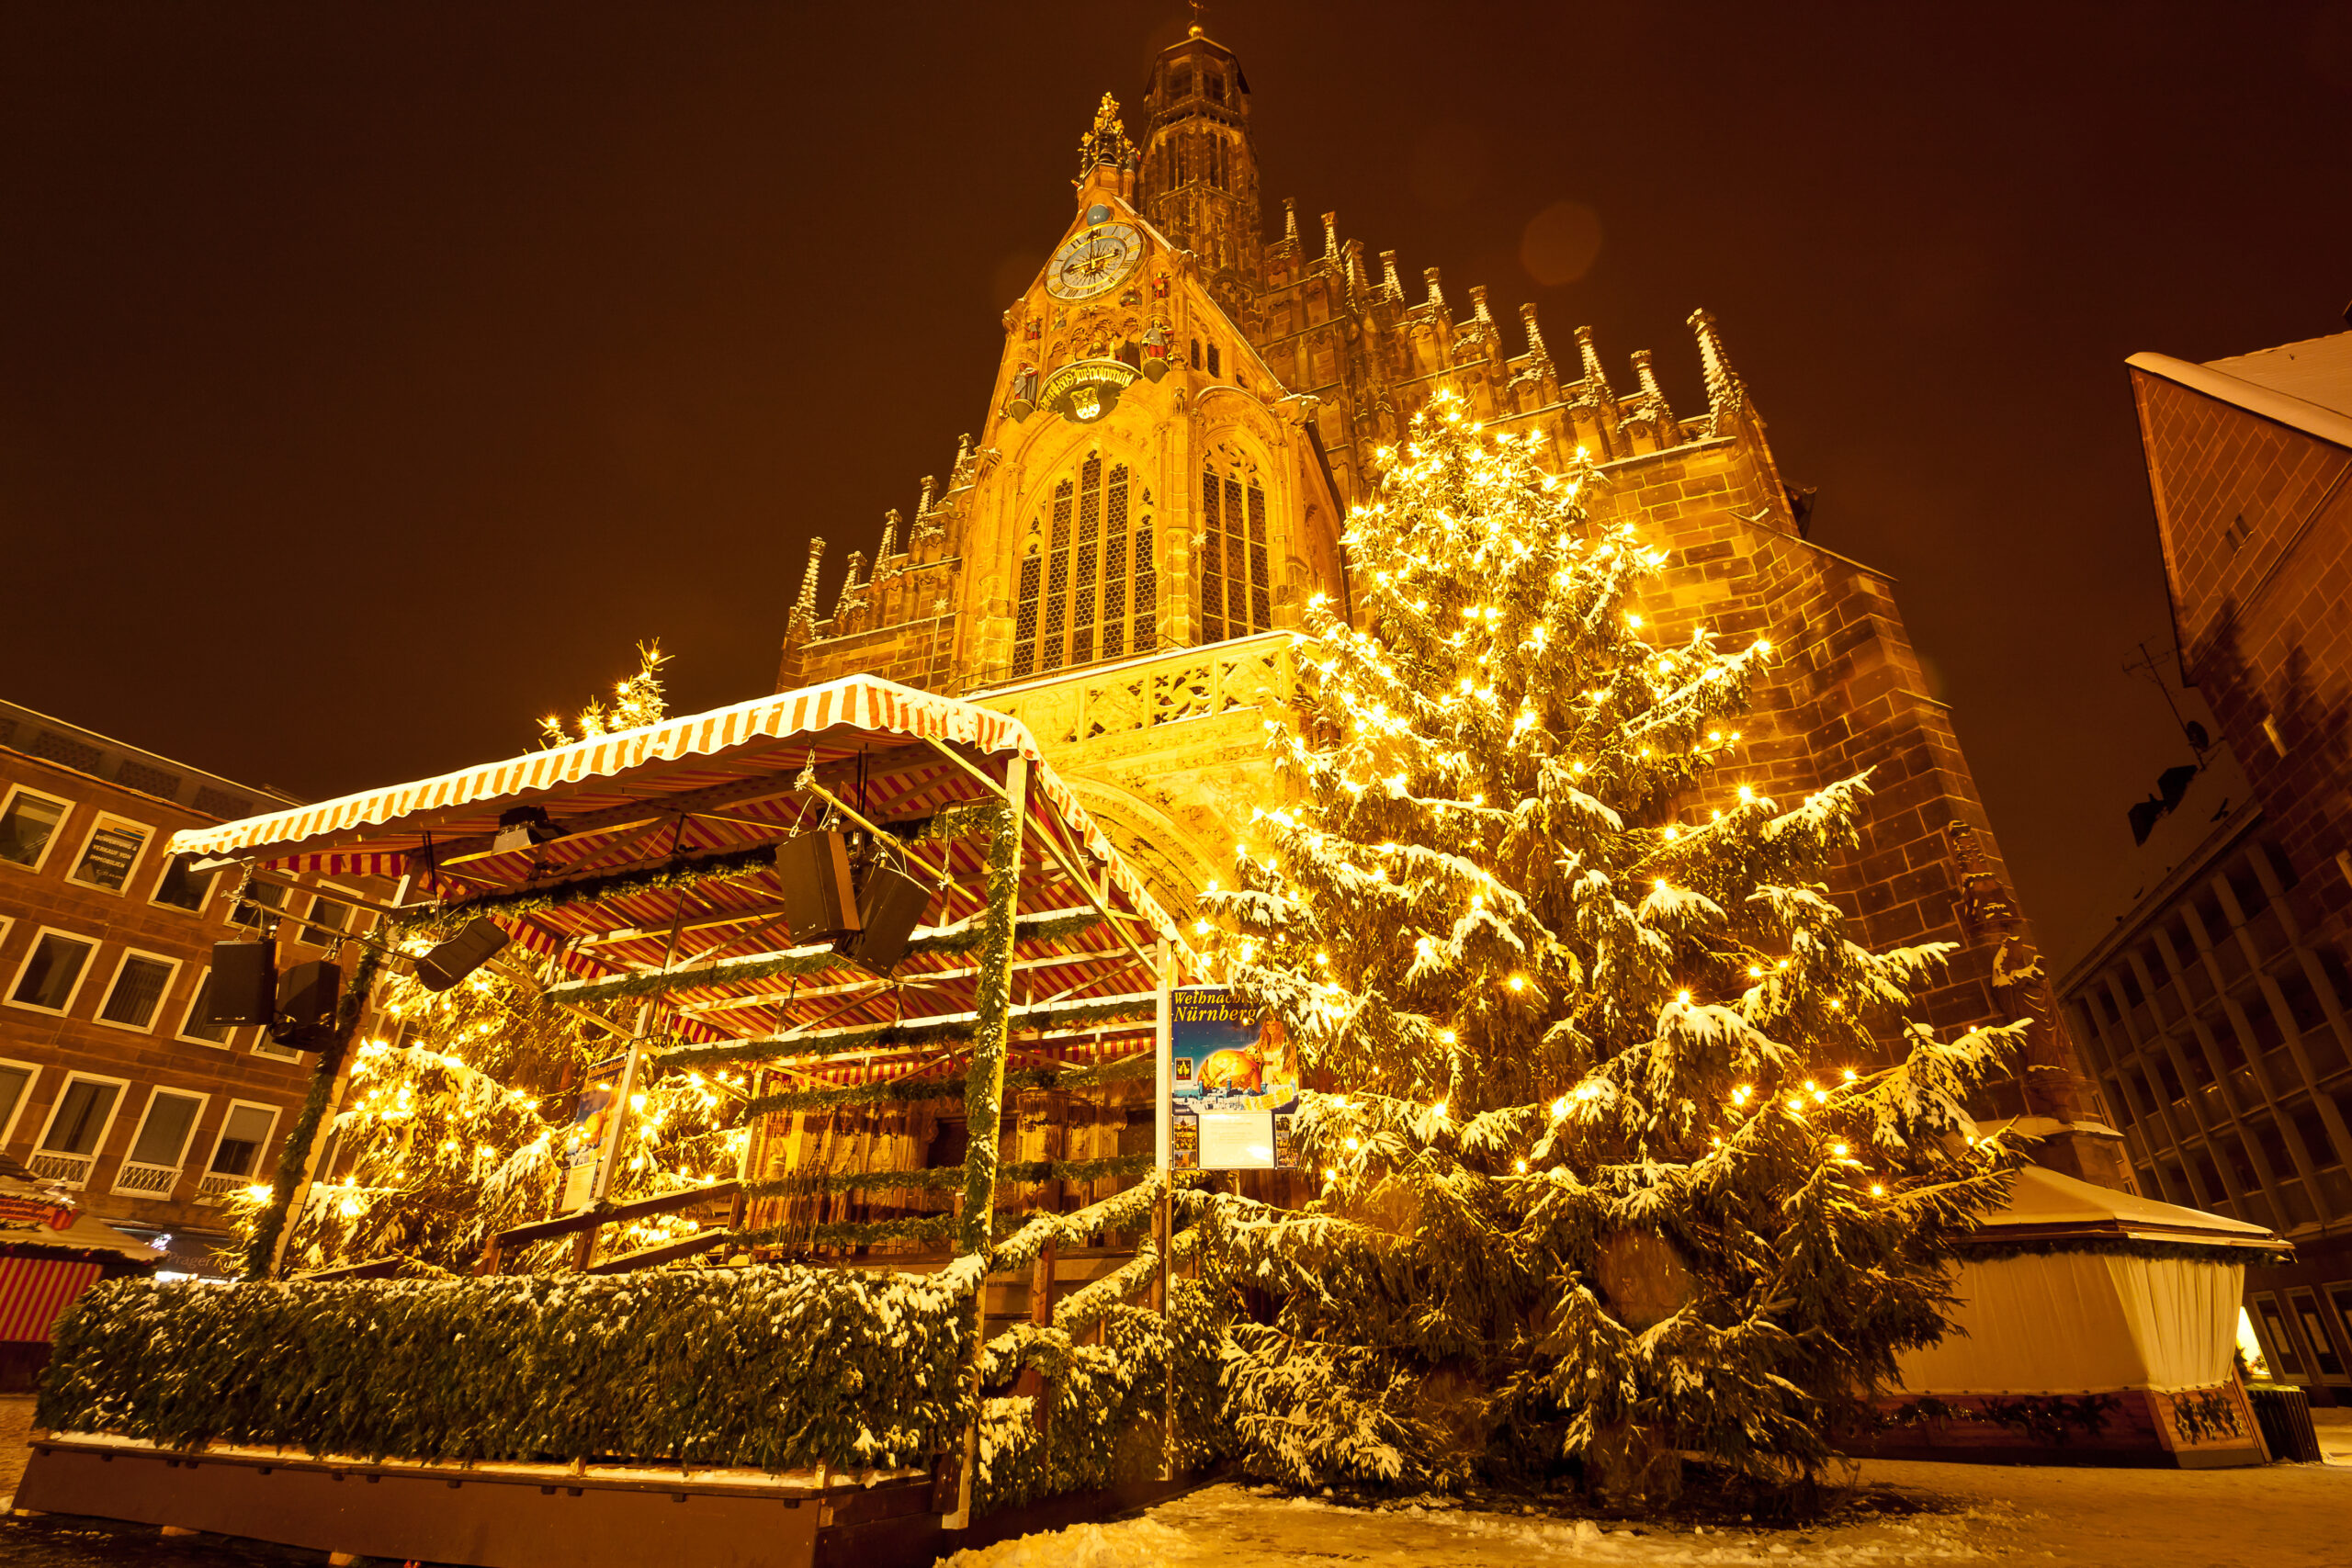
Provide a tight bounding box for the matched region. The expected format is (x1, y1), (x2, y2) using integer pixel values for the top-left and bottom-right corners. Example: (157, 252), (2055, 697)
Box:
(1867, 1165), (2284, 1467)
(20, 675), (1223, 1568)
(0, 1153), (162, 1391)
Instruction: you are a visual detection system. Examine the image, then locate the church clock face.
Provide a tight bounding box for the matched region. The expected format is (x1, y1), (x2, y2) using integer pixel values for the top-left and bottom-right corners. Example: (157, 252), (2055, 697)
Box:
(1046, 222), (1142, 301)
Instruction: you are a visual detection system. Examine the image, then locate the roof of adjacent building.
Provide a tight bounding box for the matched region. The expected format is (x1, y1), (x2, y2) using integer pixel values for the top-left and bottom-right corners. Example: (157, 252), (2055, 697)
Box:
(2127, 330), (2352, 452)
(0, 696), (299, 822)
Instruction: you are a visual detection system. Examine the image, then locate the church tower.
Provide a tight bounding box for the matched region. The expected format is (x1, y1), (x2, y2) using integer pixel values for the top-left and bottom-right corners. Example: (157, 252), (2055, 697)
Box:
(772, 25), (2120, 1183)
(1136, 25), (1263, 316)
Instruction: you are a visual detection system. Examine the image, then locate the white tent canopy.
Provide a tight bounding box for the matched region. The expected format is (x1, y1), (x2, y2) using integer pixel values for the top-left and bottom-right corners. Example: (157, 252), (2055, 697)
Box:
(1895, 1168), (2278, 1395)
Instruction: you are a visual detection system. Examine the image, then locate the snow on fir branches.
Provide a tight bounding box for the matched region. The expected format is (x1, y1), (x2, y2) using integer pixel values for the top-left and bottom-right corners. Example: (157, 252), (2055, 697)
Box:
(1196, 389), (2022, 1504)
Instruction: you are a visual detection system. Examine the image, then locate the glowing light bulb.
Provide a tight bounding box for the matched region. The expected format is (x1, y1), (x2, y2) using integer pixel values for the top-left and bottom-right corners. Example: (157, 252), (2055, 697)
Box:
(1430, 1100), (1448, 1119)
(1871, 1183), (1885, 1197)
(1514, 1159), (1528, 1174)
(1842, 1067), (1858, 1081)
(1732, 1085), (1751, 1104)
(1551, 1097), (1571, 1119)
(1833, 1143), (1849, 1157)
(1507, 975), (1526, 992)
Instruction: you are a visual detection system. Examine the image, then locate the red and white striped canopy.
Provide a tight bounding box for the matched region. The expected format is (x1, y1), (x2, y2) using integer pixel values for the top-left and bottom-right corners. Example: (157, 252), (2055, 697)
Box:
(168, 675), (1187, 1050)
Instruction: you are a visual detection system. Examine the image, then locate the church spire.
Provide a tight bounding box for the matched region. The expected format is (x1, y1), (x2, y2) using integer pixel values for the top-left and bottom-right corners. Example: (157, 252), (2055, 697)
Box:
(1136, 20), (1263, 288)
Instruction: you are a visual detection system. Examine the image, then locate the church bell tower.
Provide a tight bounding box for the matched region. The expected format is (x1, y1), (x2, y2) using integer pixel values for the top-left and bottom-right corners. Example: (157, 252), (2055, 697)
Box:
(1136, 25), (1263, 312)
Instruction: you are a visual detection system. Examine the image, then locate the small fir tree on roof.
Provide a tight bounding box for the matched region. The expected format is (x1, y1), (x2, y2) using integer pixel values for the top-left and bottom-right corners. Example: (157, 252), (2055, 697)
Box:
(1199, 389), (2019, 1505)
(539, 638), (673, 748)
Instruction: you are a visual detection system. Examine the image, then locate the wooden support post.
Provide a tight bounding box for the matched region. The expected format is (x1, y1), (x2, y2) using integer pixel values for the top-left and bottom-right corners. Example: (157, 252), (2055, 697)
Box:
(946, 757), (1028, 1532)
(1015, 1238), (1058, 1440)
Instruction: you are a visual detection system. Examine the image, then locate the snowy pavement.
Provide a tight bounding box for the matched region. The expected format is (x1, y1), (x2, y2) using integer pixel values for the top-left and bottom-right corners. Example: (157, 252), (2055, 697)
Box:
(941, 1461), (2352, 1568)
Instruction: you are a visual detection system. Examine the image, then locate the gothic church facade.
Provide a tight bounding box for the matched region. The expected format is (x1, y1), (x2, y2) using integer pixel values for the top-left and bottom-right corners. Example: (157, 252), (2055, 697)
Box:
(775, 27), (2120, 1182)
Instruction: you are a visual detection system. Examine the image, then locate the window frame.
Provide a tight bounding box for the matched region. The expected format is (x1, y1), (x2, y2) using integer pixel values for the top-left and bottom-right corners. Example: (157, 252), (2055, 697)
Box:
(62, 809), (156, 897)
(29, 1069), (132, 1187)
(297, 882), (360, 948)
(2252, 1291), (2310, 1383)
(203, 1099), (284, 1187)
(175, 967), (237, 1050)
(0, 1055), (42, 1148)
(4, 925), (101, 1018)
(112, 1085), (211, 1201)
(148, 852), (220, 917)
(92, 947), (184, 1035)
(2287, 1286), (2350, 1385)
(0, 784), (74, 875)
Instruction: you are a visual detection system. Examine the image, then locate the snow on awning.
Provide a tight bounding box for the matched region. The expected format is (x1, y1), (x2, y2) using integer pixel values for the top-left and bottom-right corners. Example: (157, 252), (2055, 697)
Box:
(1968, 1166), (2281, 1251)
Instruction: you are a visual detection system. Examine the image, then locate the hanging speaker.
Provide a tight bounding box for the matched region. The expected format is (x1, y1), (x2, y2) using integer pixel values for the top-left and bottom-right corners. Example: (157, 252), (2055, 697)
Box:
(776, 831), (861, 945)
(838, 862), (931, 975)
(271, 960), (344, 1045)
(205, 942), (277, 1027)
(413, 916), (511, 992)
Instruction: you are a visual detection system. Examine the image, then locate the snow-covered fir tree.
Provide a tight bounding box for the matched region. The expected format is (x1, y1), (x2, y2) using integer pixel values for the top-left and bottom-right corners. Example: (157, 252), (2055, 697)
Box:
(1199, 390), (2021, 1505)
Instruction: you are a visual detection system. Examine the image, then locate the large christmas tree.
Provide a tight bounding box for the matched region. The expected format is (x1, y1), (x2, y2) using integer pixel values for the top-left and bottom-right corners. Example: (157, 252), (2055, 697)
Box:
(1201, 391), (2019, 1504)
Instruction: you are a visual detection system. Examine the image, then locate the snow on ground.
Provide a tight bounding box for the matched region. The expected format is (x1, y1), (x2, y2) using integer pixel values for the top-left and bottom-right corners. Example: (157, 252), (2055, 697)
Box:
(940, 1460), (2352, 1568)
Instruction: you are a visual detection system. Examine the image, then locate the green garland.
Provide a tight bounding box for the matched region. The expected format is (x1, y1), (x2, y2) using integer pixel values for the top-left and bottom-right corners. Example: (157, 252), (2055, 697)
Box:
(548, 908), (1104, 1009)
(1961, 1236), (2291, 1265)
(243, 945), (387, 1280)
(660, 993), (1157, 1075)
(960, 808), (1023, 1258)
(742, 1054), (1154, 1118)
(742, 1154), (1153, 1201)
(724, 1214), (964, 1253)
(411, 841), (783, 936)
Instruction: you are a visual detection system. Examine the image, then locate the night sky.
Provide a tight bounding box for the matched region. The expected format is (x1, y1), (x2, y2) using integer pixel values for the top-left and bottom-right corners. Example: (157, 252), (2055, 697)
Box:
(6, 3), (2349, 963)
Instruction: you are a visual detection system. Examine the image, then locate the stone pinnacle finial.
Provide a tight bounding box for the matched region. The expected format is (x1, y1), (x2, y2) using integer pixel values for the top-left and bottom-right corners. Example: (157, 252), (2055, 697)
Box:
(834, 551), (866, 616)
(792, 536), (827, 627)
(1343, 239), (1368, 302)
(1283, 197), (1299, 248)
(1688, 307), (1745, 419)
(1321, 210), (1340, 263)
(1423, 265), (1446, 314)
(1380, 250), (1404, 300)
(1468, 284), (1495, 327)
(877, 509), (900, 564)
(1077, 92), (1138, 179)
(1576, 325), (1611, 394)
(1632, 349), (1675, 422)
(1519, 302), (1554, 374)
(918, 474), (937, 514)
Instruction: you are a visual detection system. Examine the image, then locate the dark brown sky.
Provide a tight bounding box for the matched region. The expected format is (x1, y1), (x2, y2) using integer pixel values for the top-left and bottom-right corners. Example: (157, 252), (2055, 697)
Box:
(5, 3), (2349, 960)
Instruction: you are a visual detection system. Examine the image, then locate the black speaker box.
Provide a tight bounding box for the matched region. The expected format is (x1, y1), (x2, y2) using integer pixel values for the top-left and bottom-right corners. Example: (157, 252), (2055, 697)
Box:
(838, 862), (932, 974)
(276, 960), (343, 1032)
(414, 916), (511, 992)
(776, 831), (861, 945)
(205, 942), (277, 1027)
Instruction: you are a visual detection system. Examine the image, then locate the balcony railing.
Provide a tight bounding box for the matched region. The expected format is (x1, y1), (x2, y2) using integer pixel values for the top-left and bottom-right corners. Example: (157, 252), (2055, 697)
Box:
(196, 1170), (252, 1204)
(111, 1161), (180, 1198)
(969, 632), (1299, 749)
(28, 1151), (93, 1188)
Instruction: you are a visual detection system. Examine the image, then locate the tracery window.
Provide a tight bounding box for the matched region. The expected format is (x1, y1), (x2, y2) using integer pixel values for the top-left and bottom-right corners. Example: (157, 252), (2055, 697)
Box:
(1196, 466), (1270, 645)
(1012, 454), (1156, 680)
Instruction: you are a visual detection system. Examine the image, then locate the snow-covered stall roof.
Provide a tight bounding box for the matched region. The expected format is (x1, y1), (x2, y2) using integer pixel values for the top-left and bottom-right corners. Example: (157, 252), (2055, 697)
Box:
(1965, 1166), (2281, 1253)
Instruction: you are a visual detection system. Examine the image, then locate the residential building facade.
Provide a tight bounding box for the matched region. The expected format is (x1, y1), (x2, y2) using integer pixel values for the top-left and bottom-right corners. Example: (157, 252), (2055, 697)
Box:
(0, 698), (361, 1272)
(2113, 328), (2352, 1399)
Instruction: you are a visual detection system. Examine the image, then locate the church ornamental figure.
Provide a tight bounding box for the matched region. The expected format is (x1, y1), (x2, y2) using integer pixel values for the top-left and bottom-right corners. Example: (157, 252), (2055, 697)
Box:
(1141, 317), (1171, 380)
(1006, 361), (1039, 421)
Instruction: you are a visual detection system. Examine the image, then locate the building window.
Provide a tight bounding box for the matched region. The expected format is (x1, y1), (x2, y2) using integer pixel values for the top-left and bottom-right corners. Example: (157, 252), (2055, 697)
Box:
(231, 878), (284, 929)
(1206, 343), (1221, 378)
(7, 930), (96, 1014)
(0, 1060), (36, 1146)
(118, 1089), (206, 1198)
(152, 854), (217, 914)
(66, 814), (152, 894)
(208, 1102), (281, 1181)
(2254, 1294), (2308, 1381)
(177, 971), (233, 1047)
(1012, 455), (1154, 679)
(1198, 467), (1271, 644)
(33, 1074), (127, 1187)
(0, 787), (71, 872)
(96, 951), (180, 1032)
(301, 891), (351, 947)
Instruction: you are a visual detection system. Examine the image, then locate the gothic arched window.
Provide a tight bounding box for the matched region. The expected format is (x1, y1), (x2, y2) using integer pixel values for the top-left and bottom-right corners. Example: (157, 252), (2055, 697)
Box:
(1012, 453), (1156, 679)
(1197, 466), (1270, 645)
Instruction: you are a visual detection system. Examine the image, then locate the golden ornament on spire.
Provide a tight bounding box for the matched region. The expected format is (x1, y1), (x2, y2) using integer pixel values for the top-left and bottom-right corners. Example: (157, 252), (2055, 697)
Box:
(1077, 91), (1138, 177)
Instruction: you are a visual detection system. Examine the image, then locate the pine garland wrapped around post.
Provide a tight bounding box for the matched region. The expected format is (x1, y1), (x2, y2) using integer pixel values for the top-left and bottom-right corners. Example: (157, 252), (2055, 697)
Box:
(1200, 389), (2021, 1506)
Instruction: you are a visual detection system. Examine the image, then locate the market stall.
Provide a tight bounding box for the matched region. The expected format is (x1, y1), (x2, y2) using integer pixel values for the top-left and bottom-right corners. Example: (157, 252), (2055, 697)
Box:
(1868, 1165), (2282, 1467)
(19, 674), (1219, 1567)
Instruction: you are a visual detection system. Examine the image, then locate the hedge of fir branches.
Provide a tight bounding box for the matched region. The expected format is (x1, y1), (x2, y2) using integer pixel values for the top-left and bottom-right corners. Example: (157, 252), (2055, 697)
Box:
(40, 1262), (980, 1472)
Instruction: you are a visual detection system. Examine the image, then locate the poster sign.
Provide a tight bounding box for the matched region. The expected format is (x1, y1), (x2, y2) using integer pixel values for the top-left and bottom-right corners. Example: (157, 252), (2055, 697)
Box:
(560, 1054), (628, 1212)
(1168, 986), (1298, 1170)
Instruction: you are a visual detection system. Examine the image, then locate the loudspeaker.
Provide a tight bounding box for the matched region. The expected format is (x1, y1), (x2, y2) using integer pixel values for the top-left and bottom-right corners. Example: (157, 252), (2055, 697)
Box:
(838, 862), (932, 975)
(270, 959), (343, 1046)
(413, 916), (511, 992)
(776, 831), (861, 945)
(205, 942), (277, 1027)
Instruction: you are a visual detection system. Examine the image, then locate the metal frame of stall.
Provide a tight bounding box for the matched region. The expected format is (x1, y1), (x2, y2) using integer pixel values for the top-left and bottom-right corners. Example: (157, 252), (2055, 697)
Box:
(18, 674), (1204, 1563)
